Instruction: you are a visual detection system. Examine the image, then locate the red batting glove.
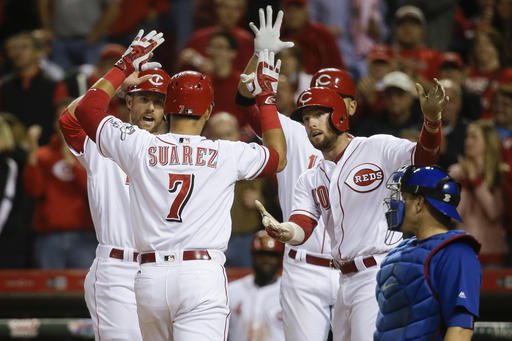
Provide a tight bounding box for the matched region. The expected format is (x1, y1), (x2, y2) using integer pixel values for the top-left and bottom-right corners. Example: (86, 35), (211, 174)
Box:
(115, 30), (165, 76)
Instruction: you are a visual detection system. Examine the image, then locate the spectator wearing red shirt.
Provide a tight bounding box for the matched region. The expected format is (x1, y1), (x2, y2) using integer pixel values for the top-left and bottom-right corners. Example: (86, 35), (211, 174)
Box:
(23, 99), (96, 269)
(177, 0), (253, 73)
(384, 5), (441, 86)
(108, 0), (169, 46)
(205, 31), (246, 126)
(279, 0), (344, 75)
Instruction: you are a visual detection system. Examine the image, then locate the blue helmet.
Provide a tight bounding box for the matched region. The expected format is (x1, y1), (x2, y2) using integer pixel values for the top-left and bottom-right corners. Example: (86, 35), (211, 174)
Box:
(385, 165), (462, 231)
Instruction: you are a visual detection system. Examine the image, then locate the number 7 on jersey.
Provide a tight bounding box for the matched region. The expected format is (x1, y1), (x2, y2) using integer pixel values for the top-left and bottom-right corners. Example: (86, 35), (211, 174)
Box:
(167, 173), (195, 222)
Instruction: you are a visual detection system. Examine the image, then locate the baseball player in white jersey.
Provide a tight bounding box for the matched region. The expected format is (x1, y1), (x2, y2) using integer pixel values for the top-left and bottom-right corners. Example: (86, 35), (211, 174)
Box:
(237, 8), (340, 339)
(71, 29), (287, 340)
(59, 67), (171, 340)
(256, 76), (449, 340)
(228, 230), (285, 341)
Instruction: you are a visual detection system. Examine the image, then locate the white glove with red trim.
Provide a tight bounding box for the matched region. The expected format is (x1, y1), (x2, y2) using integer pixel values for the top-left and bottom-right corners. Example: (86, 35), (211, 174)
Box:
(240, 49), (281, 105)
(115, 29), (165, 75)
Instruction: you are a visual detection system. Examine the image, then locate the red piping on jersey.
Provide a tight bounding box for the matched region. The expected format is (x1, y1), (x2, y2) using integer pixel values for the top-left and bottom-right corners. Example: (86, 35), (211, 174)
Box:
(334, 135), (353, 163)
(335, 141), (362, 260)
(156, 136), (176, 145)
(319, 165), (331, 182)
(92, 260), (102, 341)
(320, 222), (327, 253)
(221, 264), (230, 341)
(257, 147), (280, 178)
(424, 234), (480, 299)
(248, 145), (269, 179)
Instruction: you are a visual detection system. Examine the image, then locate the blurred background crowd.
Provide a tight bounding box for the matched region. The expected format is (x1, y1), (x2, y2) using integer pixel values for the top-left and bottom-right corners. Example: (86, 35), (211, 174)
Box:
(1, 0), (512, 271)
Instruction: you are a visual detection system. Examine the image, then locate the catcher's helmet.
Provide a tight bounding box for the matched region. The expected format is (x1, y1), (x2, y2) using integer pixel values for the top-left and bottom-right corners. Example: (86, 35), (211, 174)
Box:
(166, 71), (214, 117)
(292, 87), (349, 133)
(251, 230), (284, 254)
(385, 165), (462, 231)
(126, 69), (170, 96)
(311, 68), (356, 98)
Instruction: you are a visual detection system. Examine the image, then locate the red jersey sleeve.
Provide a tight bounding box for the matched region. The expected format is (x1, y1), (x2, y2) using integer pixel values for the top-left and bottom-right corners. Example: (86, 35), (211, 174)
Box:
(59, 109), (87, 153)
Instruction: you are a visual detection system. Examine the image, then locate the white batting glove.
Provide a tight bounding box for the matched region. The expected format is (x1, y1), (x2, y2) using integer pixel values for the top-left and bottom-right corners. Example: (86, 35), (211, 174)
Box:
(115, 29), (165, 75)
(240, 49), (281, 104)
(249, 5), (294, 54)
(255, 200), (305, 245)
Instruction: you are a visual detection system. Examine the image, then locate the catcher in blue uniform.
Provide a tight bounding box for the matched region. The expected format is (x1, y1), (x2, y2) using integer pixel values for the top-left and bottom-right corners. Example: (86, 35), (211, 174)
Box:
(375, 165), (482, 341)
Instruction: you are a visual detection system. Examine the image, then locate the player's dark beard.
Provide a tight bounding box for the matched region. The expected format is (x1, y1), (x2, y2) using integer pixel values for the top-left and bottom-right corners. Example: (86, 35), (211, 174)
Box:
(311, 130), (338, 151)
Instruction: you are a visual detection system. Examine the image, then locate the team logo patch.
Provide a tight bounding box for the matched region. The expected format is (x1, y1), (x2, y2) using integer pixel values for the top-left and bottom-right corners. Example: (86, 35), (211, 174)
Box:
(298, 90), (313, 106)
(314, 74), (333, 87)
(149, 74), (164, 86)
(345, 163), (384, 193)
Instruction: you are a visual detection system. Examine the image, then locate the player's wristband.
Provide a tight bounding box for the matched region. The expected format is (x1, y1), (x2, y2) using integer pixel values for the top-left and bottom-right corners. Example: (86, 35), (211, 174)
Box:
(258, 102), (281, 132)
(103, 67), (127, 91)
(423, 117), (442, 130)
(255, 92), (276, 107)
(235, 91), (256, 107)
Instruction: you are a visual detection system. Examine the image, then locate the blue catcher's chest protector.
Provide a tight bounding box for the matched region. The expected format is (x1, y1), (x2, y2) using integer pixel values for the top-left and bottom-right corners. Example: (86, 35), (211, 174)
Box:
(374, 230), (478, 341)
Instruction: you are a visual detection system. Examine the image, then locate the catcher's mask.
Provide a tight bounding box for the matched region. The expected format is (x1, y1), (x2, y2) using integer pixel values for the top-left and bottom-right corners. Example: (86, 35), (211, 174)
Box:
(384, 165), (462, 231)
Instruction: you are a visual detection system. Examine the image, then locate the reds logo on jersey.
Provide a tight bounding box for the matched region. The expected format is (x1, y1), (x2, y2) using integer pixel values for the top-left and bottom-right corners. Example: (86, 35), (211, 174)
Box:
(149, 74), (164, 86)
(345, 163), (384, 193)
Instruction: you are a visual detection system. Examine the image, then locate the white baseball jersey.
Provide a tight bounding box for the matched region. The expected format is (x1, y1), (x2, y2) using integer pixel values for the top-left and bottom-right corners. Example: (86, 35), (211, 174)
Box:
(276, 115), (329, 256)
(96, 116), (273, 252)
(67, 136), (133, 247)
(229, 274), (284, 341)
(292, 134), (413, 262)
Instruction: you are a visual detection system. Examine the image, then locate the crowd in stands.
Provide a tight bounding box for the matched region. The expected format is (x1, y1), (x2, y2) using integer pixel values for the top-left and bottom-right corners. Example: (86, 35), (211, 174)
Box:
(1, 0), (512, 270)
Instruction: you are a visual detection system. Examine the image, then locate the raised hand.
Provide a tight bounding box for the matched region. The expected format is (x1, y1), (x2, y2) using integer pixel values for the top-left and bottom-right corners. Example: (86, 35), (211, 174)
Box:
(115, 29), (165, 75)
(249, 5), (294, 54)
(416, 78), (449, 121)
(240, 49), (281, 104)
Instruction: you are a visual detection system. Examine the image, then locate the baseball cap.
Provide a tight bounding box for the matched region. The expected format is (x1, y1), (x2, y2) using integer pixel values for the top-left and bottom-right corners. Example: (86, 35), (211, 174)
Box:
(439, 52), (464, 69)
(126, 69), (170, 95)
(99, 44), (125, 60)
(281, 0), (307, 6)
(395, 5), (426, 25)
(382, 71), (416, 95)
(367, 46), (392, 63)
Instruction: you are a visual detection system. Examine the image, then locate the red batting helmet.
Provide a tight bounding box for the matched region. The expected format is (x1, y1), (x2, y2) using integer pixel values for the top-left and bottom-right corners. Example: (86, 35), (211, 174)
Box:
(292, 87), (349, 133)
(251, 230), (284, 254)
(126, 69), (170, 96)
(166, 71), (214, 117)
(311, 68), (356, 98)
